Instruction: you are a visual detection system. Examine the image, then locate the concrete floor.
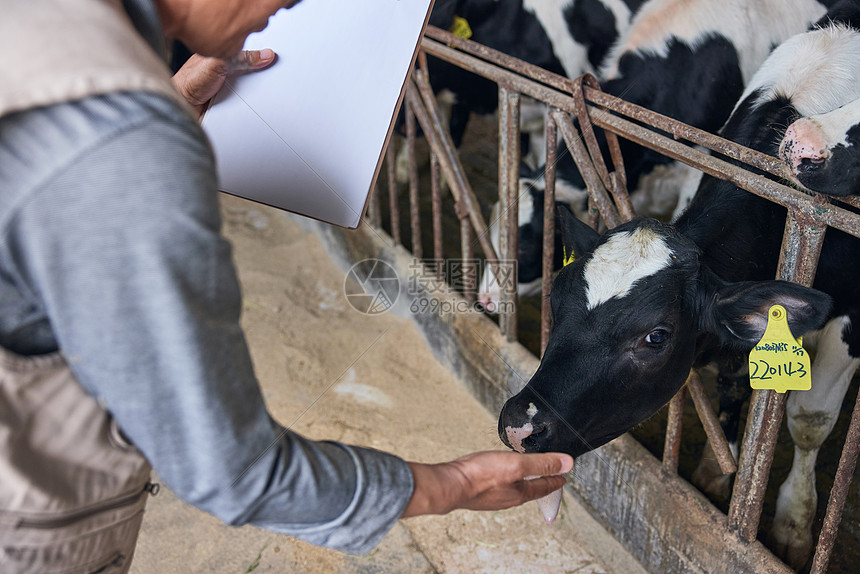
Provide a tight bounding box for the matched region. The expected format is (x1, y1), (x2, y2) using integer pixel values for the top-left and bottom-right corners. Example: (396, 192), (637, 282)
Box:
(130, 194), (646, 574)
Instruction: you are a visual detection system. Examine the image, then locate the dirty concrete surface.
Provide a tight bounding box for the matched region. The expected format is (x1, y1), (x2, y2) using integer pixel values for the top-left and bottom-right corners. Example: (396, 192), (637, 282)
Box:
(130, 194), (646, 574)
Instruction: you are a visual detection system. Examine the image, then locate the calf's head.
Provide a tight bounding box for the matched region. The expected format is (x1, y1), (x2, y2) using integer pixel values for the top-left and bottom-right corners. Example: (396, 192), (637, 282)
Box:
(498, 211), (831, 458)
(779, 97), (860, 197)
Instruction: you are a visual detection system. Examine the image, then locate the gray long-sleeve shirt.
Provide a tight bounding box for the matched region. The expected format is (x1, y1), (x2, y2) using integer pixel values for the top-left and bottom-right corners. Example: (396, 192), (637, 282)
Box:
(0, 34), (413, 559)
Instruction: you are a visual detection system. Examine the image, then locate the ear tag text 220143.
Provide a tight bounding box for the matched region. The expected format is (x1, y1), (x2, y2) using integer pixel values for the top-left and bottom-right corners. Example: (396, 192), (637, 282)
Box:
(749, 304), (811, 394)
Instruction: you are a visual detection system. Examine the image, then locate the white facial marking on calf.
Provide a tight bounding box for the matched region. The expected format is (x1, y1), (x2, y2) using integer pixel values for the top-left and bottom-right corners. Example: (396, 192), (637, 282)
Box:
(583, 227), (674, 310)
(505, 423), (534, 454)
(526, 402), (538, 419)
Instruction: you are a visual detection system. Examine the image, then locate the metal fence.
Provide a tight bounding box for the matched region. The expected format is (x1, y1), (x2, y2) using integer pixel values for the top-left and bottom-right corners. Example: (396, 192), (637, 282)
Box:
(367, 26), (860, 573)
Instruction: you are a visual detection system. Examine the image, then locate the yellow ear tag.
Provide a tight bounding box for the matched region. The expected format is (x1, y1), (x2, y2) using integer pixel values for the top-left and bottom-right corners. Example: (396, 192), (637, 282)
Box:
(749, 304), (811, 393)
(449, 16), (473, 39)
(562, 246), (576, 267)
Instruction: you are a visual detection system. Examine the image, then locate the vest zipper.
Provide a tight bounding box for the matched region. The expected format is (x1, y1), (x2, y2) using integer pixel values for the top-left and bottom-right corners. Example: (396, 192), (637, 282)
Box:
(15, 482), (159, 529)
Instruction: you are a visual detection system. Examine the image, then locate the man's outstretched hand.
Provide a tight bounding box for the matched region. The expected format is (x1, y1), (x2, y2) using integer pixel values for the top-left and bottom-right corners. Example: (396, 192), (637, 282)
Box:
(172, 49), (276, 118)
(401, 450), (574, 518)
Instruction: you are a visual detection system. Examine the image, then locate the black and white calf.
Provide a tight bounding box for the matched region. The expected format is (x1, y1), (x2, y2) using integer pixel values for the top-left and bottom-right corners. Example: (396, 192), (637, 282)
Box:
(499, 21), (860, 570)
(780, 96), (860, 196)
(478, 0), (830, 311)
(424, 0), (644, 156)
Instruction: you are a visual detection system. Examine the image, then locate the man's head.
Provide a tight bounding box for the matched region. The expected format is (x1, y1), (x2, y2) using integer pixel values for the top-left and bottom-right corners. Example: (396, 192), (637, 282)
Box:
(155, 0), (303, 59)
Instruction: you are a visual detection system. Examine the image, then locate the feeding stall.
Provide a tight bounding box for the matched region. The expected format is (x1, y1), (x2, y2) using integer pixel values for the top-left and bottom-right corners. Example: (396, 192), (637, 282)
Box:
(311, 26), (860, 573)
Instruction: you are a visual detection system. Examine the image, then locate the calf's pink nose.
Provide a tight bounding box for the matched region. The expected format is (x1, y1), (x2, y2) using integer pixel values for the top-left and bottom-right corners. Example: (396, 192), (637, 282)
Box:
(780, 120), (829, 172)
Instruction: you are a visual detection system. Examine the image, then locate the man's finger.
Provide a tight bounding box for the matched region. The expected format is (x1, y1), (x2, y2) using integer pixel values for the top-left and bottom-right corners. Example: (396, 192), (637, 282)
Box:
(518, 452), (574, 478)
(228, 49), (277, 73)
(518, 474), (567, 501)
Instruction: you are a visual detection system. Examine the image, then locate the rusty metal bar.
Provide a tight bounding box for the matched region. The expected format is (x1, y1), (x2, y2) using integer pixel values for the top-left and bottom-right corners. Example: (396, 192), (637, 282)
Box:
(609, 171), (636, 222)
(424, 26), (572, 94)
(553, 111), (622, 229)
(728, 389), (787, 539)
(777, 204), (828, 288)
(810, 386), (860, 573)
(687, 371), (738, 475)
(729, 209), (827, 540)
(431, 153), (444, 281)
(385, 142), (401, 245)
(582, 85), (794, 183)
(406, 74), (502, 281)
(498, 87), (520, 342)
(367, 181), (382, 229)
(663, 384), (687, 475)
(569, 75), (636, 223)
(456, 200), (475, 304)
(406, 101), (422, 259)
(541, 111), (558, 356)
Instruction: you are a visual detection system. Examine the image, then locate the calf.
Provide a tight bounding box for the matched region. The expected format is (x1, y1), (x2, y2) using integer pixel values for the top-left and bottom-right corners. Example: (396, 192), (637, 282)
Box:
(499, 20), (860, 570)
(780, 96), (860, 196)
(477, 0), (829, 311)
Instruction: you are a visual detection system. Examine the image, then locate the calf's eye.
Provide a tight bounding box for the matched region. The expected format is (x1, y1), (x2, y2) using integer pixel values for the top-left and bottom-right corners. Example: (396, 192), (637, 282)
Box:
(645, 329), (669, 345)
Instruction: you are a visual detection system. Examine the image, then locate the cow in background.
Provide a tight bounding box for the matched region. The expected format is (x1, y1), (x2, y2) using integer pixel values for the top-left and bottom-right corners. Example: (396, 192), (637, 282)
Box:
(396, 0), (645, 178)
(499, 17), (860, 570)
(477, 0), (831, 312)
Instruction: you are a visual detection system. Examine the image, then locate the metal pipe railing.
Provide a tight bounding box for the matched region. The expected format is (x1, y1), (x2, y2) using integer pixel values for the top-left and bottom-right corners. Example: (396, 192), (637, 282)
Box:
(498, 87), (521, 341)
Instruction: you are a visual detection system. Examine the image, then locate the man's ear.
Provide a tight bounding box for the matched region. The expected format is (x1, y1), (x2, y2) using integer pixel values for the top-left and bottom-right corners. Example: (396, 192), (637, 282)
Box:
(556, 204), (600, 267)
(704, 274), (833, 348)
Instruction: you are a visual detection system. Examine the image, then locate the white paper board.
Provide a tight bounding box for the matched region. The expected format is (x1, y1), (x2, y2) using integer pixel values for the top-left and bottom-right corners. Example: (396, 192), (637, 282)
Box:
(201, 0), (434, 228)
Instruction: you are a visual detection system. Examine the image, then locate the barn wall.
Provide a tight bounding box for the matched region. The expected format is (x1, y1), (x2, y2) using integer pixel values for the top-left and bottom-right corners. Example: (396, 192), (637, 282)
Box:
(302, 215), (791, 574)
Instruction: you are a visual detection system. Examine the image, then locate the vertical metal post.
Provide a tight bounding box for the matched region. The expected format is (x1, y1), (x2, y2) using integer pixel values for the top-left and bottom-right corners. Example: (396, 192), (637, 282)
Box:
(663, 383), (688, 475)
(728, 208), (826, 540)
(406, 101), (422, 259)
(688, 371), (738, 474)
(498, 87), (520, 342)
(541, 111), (558, 356)
(431, 153), (444, 282)
(460, 203), (475, 304)
(386, 141), (401, 245)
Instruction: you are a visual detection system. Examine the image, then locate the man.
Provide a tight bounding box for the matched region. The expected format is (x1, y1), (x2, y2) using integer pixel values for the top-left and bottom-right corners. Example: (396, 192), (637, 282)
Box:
(0, 1), (572, 572)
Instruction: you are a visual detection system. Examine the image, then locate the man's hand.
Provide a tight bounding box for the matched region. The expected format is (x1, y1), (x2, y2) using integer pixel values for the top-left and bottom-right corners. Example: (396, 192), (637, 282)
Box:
(401, 450), (574, 518)
(171, 49), (276, 119)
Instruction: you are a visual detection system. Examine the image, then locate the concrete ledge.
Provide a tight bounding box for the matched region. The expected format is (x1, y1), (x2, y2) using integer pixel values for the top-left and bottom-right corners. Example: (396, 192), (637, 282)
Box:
(305, 217), (790, 574)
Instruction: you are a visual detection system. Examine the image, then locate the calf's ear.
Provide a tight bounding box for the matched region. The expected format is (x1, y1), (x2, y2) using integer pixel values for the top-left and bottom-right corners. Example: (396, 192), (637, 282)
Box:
(556, 205), (600, 266)
(706, 276), (832, 348)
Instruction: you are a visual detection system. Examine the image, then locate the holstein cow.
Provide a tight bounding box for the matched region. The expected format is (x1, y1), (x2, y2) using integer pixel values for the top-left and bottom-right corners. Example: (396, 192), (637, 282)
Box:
(477, 0), (831, 311)
(780, 95), (860, 196)
(499, 21), (860, 570)
(419, 0), (645, 163)
(396, 0), (645, 185)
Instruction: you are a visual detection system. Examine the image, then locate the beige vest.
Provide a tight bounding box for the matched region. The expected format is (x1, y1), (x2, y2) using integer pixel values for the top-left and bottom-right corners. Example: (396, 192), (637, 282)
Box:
(0, 349), (154, 574)
(0, 0), (187, 119)
(0, 0), (185, 571)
